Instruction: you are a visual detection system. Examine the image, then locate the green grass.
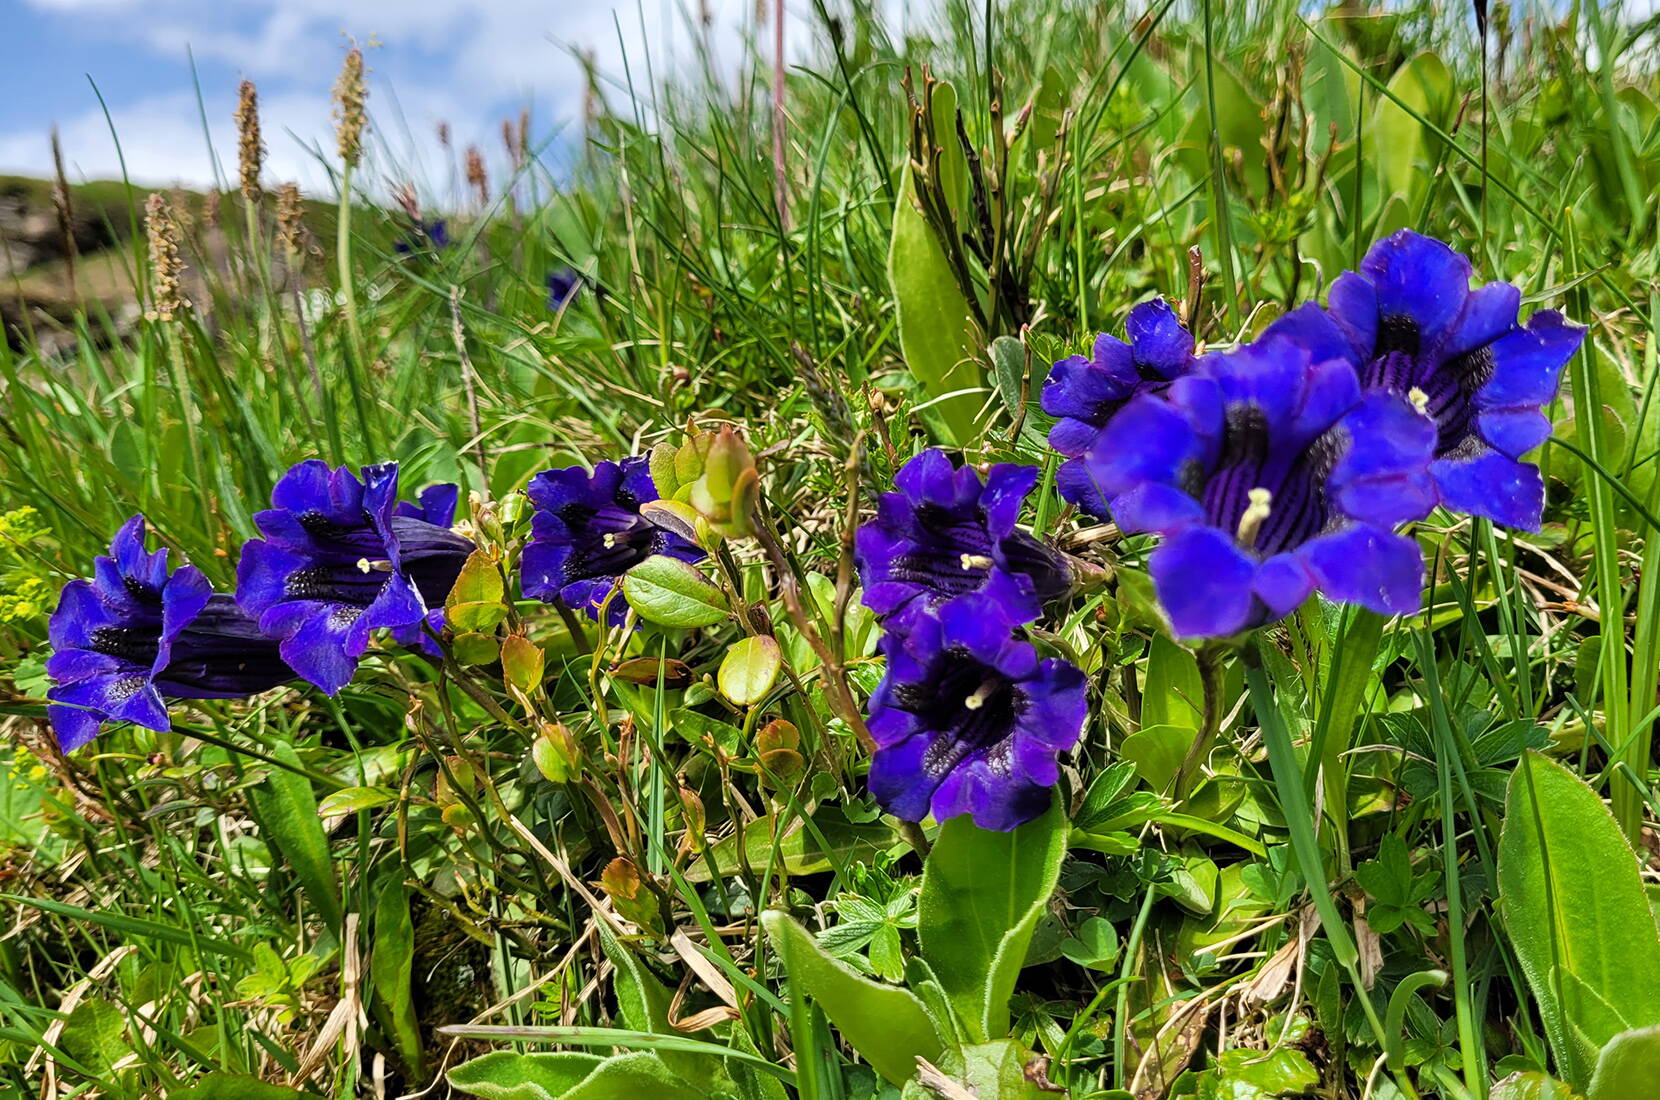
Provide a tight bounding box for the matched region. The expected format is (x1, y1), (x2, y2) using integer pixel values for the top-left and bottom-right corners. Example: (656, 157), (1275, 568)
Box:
(2, 1), (1660, 1097)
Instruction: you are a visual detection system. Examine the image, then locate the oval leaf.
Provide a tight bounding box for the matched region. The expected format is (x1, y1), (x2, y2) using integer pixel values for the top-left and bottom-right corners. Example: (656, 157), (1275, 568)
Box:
(718, 636), (781, 706)
(762, 909), (945, 1085)
(621, 556), (729, 628)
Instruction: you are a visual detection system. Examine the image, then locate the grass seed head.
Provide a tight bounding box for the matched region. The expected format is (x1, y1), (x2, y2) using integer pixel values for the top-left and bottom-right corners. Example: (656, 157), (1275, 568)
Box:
(332, 46), (367, 168)
(235, 79), (264, 200)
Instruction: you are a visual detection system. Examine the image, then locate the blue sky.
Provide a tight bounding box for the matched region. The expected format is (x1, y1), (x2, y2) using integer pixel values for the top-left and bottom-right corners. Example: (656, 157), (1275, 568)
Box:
(0, 0), (796, 193)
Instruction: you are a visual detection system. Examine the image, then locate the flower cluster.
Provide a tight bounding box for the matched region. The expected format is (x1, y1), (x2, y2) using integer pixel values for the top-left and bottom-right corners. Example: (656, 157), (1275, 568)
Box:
(44, 447), (711, 752)
(46, 462), (470, 749)
(1047, 230), (1583, 639)
(856, 450), (1086, 831)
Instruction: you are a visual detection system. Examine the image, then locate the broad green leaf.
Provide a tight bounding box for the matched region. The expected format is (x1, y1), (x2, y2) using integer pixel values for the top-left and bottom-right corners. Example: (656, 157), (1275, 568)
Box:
(249, 741), (342, 934)
(762, 909), (946, 1085)
(898, 1040), (1047, 1100)
(175, 1075), (308, 1100)
(1119, 724), (1194, 792)
(718, 635), (781, 706)
(621, 556), (729, 628)
(888, 158), (982, 446)
(1588, 1026), (1660, 1100)
(1373, 51), (1454, 201)
(447, 1051), (606, 1099)
(370, 879), (423, 1076)
(317, 785), (398, 818)
(1499, 752), (1660, 1087)
(446, 550), (508, 633)
(596, 922), (674, 1034)
(60, 998), (125, 1074)
(917, 794), (1068, 1041)
(1141, 635), (1202, 729)
(989, 335), (1025, 419)
(687, 803), (901, 882)
(501, 635), (546, 694)
(1491, 1071), (1584, 1100)
(561, 1052), (704, 1100)
(1058, 916), (1120, 972)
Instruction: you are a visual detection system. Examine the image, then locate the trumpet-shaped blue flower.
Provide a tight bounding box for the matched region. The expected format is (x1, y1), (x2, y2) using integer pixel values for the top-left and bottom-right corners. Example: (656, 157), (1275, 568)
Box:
(866, 573), (1086, 831)
(521, 455), (704, 627)
(1263, 230), (1584, 530)
(855, 449), (1069, 628)
(1078, 337), (1438, 639)
(237, 461), (470, 694)
(47, 516), (293, 751)
(1042, 298), (1197, 516)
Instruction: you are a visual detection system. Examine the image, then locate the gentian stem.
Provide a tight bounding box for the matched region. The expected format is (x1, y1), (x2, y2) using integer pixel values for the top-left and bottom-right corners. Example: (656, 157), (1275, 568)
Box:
(1172, 642), (1226, 801)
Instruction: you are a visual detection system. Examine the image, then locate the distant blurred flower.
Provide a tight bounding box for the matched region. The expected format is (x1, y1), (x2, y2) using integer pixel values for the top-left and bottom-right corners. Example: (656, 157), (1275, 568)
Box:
(236, 461), (469, 694)
(235, 79), (264, 202)
(393, 219), (450, 256)
(1264, 229), (1584, 530)
(856, 449), (1067, 629)
(521, 455), (704, 627)
(47, 516), (292, 751)
(1080, 336), (1437, 639)
(866, 573), (1085, 831)
(1042, 298), (1197, 517)
(547, 267), (582, 311)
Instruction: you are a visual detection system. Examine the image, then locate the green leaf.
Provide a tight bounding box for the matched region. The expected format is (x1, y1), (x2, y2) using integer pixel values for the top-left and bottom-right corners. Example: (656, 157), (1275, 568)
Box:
(248, 741), (342, 935)
(1589, 1026), (1660, 1100)
(1373, 51), (1454, 201)
(1058, 916), (1120, 972)
(561, 1053), (705, 1100)
(917, 794), (1068, 1041)
(718, 635), (782, 706)
(888, 158), (983, 446)
(175, 1075), (310, 1100)
(621, 556), (729, 628)
(899, 1040), (1048, 1100)
(447, 1051), (606, 1099)
(1119, 724), (1193, 792)
(317, 785), (398, 818)
(687, 803), (900, 882)
(501, 635), (546, 695)
(452, 631), (502, 666)
(1141, 636), (1203, 729)
(446, 550), (508, 633)
(989, 335), (1026, 420)
(370, 879), (424, 1076)
(1491, 1071), (1584, 1100)
(60, 998), (125, 1074)
(1499, 752), (1660, 1086)
(761, 909), (946, 1085)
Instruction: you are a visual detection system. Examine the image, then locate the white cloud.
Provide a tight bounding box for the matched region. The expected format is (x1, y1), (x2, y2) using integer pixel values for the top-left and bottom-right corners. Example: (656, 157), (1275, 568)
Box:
(3, 0), (872, 188)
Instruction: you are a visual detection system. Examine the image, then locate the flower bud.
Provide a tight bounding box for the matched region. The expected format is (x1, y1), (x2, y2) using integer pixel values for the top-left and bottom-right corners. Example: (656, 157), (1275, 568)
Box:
(598, 856), (661, 930)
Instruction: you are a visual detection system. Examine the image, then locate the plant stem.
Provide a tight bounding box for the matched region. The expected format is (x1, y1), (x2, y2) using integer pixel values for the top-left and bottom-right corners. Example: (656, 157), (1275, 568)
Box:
(1173, 642), (1226, 800)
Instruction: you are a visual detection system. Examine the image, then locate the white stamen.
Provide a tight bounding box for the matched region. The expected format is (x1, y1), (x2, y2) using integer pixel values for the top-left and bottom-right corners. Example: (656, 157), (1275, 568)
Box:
(603, 532), (619, 549)
(356, 557), (392, 573)
(356, 557), (372, 574)
(959, 553), (995, 571)
(1236, 487), (1273, 549)
(963, 680), (997, 711)
(1408, 387), (1430, 416)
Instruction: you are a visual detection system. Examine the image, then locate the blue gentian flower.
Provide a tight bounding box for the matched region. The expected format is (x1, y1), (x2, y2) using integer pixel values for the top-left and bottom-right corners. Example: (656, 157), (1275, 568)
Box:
(1041, 298), (1197, 516)
(236, 461), (470, 694)
(393, 219), (450, 255)
(46, 516), (293, 751)
(1263, 230), (1584, 530)
(1077, 337), (1438, 639)
(855, 449), (1069, 628)
(521, 455), (705, 627)
(547, 267), (582, 311)
(866, 572), (1087, 831)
